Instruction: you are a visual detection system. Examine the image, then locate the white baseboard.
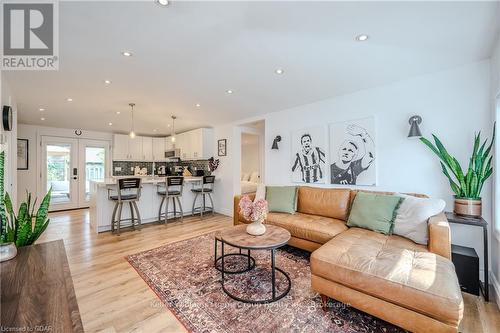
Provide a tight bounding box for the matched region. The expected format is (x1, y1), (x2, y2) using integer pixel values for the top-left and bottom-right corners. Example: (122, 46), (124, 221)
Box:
(491, 271), (500, 310)
(215, 207), (233, 217)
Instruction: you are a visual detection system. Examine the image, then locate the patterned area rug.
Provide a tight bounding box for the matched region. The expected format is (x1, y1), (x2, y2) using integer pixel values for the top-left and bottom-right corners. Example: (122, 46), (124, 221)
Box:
(126, 233), (405, 333)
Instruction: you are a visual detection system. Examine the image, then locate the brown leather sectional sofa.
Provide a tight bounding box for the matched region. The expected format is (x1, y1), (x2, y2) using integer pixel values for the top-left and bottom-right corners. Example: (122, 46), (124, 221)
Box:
(233, 186), (463, 333)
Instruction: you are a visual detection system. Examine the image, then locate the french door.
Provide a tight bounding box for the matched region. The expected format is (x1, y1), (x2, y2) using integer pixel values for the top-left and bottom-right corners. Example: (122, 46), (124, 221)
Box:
(41, 136), (109, 211)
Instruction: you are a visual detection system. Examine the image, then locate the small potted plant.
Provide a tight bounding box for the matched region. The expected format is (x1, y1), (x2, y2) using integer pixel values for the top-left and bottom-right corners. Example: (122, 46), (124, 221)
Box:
(239, 195), (268, 236)
(420, 125), (495, 217)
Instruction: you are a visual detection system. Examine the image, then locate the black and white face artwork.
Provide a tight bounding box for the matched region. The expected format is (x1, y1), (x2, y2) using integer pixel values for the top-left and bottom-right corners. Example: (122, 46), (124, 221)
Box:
(291, 126), (327, 183)
(329, 117), (376, 186)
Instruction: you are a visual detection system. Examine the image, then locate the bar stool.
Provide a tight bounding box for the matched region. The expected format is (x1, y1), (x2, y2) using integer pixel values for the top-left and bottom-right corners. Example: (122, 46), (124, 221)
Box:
(191, 175), (215, 217)
(157, 176), (184, 223)
(108, 178), (142, 235)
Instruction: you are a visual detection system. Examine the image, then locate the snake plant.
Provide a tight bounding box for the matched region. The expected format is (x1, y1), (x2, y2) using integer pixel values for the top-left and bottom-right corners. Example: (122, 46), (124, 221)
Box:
(420, 125), (495, 200)
(2, 190), (52, 247)
(0, 149), (52, 246)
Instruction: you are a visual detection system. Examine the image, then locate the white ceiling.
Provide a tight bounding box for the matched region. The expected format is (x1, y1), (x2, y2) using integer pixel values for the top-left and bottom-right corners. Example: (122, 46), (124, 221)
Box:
(5, 1), (499, 136)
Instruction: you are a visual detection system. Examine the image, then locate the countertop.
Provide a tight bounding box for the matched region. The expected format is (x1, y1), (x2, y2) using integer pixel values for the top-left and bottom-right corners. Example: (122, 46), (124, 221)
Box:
(91, 176), (209, 187)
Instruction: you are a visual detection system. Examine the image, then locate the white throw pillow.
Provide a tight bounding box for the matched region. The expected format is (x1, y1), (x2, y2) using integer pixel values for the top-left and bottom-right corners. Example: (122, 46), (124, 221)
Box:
(241, 173), (250, 181)
(393, 194), (446, 245)
(249, 171), (259, 183)
(254, 183), (266, 202)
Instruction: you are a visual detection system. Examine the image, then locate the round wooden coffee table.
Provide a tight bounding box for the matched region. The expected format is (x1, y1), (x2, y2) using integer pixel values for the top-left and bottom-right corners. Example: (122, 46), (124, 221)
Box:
(216, 224), (291, 304)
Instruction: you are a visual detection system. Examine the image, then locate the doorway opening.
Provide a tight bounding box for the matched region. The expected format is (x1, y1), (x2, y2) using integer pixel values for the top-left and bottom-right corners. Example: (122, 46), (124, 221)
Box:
(240, 120), (265, 194)
(41, 136), (109, 211)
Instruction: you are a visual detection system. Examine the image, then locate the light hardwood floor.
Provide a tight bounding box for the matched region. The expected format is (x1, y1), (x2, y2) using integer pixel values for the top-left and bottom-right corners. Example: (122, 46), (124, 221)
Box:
(37, 209), (500, 333)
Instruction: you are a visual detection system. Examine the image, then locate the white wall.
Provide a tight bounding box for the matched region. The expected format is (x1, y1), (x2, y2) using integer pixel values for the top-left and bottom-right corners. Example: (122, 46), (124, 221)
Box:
(491, 30), (500, 305)
(262, 61), (493, 281)
(212, 125), (241, 216)
(1, 75), (18, 207)
(16, 124), (112, 207)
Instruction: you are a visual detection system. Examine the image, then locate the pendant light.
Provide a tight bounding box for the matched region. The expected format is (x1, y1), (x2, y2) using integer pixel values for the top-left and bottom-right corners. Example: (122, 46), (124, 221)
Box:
(129, 103), (136, 138)
(170, 115), (177, 145)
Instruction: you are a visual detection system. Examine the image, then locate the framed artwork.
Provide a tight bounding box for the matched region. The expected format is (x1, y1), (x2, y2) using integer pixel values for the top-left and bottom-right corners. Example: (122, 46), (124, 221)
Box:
(329, 117), (376, 186)
(218, 139), (227, 156)
(291, 126), (327, 183)
(17, 139), (29, 170)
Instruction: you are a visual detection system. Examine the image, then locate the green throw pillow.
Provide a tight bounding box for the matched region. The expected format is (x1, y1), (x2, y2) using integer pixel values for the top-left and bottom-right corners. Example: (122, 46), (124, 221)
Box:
(266, 186), (298, 214)
(347, 192), (403, 235)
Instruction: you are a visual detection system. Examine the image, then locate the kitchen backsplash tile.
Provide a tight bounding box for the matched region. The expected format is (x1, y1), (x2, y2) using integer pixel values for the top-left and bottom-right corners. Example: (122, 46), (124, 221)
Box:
(113, 160), (210, 176)
(113, 161), (153, 176)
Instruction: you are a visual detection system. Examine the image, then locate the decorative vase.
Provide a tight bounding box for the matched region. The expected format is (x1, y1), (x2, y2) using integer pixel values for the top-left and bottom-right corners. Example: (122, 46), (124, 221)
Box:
(454, 197), (482, 217)
(246, 219), (266, 236)
(0, 242), (17, 262)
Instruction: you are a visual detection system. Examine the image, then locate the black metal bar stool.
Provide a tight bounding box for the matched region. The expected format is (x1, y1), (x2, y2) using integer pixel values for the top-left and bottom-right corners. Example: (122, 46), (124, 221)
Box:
(191, 175), (215, 217)
(108, 178), (142, 235)
(157, 176), (184, 223)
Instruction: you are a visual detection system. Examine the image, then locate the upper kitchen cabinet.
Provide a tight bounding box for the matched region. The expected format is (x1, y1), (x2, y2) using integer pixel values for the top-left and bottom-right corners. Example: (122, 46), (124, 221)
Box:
(152, 137), (166, 161)
(142, 137), (153, 161)
(112, 134), (143, 160)
(177, 128), (213, 160)
(112, 128), (213, 161)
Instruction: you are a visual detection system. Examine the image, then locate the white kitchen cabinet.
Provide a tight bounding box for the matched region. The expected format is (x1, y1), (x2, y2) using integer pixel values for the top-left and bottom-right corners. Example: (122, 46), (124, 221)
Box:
(165, 136), (174, 151)
(152, 137), (166, 161)
(174, 128), (213, 160)
(128, 136), (143, 160)
(113, 134), (143, 160)
(142, 137), (153, 161)
(113, 134), (131, 160)
(113, 129), (213, 161)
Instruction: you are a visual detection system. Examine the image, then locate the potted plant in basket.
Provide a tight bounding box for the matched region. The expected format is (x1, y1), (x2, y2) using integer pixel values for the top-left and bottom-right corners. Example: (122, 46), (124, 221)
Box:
(420, 125), (495, 217)
(239, 195), (268, 236)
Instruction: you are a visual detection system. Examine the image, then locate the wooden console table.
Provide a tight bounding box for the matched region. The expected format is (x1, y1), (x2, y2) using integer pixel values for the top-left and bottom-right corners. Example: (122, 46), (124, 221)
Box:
(445, 212), (489, 301)
(1, 240), (83, 332)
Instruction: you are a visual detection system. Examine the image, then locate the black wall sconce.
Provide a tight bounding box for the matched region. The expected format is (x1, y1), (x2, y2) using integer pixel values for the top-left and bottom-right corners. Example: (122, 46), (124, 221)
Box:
(408, 115), (422, 138)
(271, 135), (281, 150)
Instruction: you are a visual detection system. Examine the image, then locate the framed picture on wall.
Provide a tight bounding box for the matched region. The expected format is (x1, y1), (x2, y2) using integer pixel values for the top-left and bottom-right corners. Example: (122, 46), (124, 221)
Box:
(329, 117), (376, 186)
(290, 126), (327, 184)
(17, 139), (29, 170)
(218, 139), (227, 156)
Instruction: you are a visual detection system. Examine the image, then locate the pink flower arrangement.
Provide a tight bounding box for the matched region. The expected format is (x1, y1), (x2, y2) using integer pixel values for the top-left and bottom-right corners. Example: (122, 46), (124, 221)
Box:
(239, 195), (268, 222)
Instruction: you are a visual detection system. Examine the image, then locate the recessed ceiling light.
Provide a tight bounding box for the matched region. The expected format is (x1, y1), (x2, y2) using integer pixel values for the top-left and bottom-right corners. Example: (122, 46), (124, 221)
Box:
(104, 80), (112, 85)
(226, 89), (233, 94)
(40, 117), (45, 121)
(167, 124), (171, 127)
(66, 98), (73, 102)
(156, 0), (169, 6)
(153, 129), (157, 132)
(121, 51), (132, 57)
(108, 122), (113, 126)
(39, 108), (45, 111)
(116, 111), (121, 115)
(275, 68), (284, 75)
(195, 103), (201, 107)
(355, 34), (369, 42)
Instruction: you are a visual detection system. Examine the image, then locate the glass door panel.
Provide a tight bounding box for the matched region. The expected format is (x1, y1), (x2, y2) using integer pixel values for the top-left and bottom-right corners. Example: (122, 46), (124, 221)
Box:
(78, 140), (109, 206)
(42, 137), (79, 211)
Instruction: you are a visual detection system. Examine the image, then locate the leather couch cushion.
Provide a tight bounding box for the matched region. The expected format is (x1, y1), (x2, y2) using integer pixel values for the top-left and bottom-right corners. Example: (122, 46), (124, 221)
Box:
(297, 187), (351, 220)
(311, 227), (463, 325)
(266, 212), (347, 244)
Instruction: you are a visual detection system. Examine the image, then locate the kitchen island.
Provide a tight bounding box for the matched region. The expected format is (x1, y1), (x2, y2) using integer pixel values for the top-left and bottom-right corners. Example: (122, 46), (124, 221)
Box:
(89, 176), (214, 233)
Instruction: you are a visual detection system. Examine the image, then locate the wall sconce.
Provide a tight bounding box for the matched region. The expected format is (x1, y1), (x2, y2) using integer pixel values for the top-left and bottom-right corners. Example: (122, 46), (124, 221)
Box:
(271, 135), (281, 150)
(408, 115), (422, 138)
